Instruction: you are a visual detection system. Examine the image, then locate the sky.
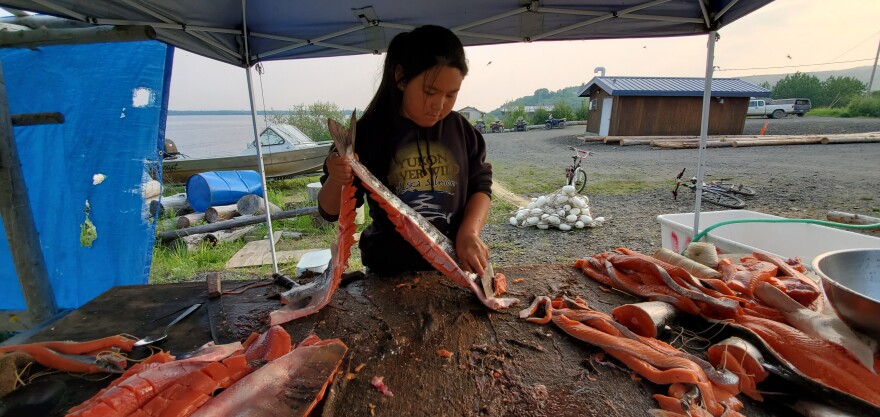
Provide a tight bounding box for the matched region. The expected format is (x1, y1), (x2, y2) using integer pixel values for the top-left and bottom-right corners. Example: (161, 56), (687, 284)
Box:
(159, 0), (878, 111)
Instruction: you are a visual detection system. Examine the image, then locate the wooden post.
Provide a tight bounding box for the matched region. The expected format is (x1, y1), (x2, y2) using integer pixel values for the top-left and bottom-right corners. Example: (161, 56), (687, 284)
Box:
(0, 63), (57, 324)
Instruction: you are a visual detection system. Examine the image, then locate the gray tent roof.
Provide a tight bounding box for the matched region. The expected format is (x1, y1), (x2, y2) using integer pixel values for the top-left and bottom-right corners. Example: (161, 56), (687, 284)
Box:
(577, 76), (772, 97)
(0, 0), (773, 67)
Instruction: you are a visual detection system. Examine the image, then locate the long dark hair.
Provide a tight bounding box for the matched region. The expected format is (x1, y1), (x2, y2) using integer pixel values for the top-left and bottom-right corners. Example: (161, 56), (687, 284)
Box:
(362, 25), (468, 127)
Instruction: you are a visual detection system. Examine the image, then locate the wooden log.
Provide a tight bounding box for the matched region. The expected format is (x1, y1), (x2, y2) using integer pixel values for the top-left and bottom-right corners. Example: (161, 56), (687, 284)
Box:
(141, 180), (161, 199)
(651, 140), (732, 149)
(0, 62), (57, 324)
(826, 211), (880, 225)
(0, 25), (156, 49)
(821, 135), (880, 144)
(10, 112), (64, 126)
(731, 137), (824, 148)
(158, 206), (319, 242)
(167, 233), (208, 253)
(205, 204), (239, 223)
(236, 194), (281, 216)
(204, 225), (257, 245)
(149, 193), (192, 217)
(176, 212), (206, 229)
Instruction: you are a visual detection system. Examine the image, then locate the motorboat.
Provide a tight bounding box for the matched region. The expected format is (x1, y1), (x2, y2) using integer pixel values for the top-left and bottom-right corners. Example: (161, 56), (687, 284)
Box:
(162, 124), (332, 183)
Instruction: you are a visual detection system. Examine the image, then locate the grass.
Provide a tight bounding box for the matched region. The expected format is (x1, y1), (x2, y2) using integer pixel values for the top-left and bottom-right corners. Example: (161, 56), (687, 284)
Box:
(806, 108), (848, 117)
(150, 175), (368, 283)
(493, 161), (661, 199)
(150, 163), (662, 283)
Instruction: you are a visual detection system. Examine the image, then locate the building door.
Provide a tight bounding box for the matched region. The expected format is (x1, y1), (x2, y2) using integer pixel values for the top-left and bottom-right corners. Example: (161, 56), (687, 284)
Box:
(599, 98), (613, 136)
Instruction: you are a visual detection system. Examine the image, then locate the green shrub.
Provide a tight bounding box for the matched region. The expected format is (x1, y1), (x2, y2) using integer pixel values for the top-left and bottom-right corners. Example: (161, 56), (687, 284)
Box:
(845, 96), (880, 118)
(806, 107), (848, 117)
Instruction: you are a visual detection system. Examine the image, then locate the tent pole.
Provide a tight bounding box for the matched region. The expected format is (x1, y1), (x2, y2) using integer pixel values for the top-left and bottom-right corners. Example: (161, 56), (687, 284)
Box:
(693, 31), (717, 239)
(0, 63), (58, 324)
(241, 0), (278, 273)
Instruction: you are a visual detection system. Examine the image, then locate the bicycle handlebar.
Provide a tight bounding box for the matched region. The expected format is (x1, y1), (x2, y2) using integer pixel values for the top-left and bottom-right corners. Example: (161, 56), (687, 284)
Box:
(567, 146), (593, 156)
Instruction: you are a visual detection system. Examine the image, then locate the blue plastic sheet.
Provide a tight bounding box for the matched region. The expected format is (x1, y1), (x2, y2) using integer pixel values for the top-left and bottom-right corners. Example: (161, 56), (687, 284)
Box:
(0, 41), (173, 310)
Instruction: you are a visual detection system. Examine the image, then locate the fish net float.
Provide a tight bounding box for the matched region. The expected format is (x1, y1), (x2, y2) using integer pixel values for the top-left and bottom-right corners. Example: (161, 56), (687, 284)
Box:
(509, 185), (606, 231)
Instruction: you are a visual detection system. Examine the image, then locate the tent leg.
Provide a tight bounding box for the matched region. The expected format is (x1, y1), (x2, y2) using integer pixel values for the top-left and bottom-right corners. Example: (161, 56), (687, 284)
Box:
(241, 0), (278, 273)
(0, 62), (58, 324)
(693, 31), (717, 239)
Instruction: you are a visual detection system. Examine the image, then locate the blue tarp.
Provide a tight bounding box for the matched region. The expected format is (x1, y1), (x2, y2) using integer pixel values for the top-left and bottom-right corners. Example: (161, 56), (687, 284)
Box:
(0, 41), (172, 310)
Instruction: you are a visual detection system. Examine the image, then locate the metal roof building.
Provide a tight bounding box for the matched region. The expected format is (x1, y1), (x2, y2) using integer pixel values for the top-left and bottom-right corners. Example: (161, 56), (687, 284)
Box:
(577, 76), (770, 136)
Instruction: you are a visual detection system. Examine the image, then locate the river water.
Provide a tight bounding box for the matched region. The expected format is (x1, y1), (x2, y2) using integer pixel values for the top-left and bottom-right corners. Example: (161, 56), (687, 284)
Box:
(165, 114), (271, 157)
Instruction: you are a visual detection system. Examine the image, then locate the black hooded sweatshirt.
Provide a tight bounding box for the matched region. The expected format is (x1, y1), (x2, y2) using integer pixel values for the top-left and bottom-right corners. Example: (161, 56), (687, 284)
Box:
(319, 111), (493, 274)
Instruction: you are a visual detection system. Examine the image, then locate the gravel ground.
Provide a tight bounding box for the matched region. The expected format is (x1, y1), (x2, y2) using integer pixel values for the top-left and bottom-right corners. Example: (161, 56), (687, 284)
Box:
(482, 117), (880, 267)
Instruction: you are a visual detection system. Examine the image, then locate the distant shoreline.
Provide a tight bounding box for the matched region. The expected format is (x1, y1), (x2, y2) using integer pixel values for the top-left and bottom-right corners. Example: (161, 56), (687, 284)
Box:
(168, 110), (354, 116)
(168, 110), (287, 116)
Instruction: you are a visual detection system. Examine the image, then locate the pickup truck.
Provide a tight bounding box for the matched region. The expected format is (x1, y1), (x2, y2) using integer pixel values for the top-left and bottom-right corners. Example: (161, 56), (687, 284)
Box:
(747, 98), (812, 119)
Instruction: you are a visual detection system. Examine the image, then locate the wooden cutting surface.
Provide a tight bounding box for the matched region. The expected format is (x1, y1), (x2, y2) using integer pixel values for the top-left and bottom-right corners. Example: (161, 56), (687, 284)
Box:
(21, 264), (799, 417)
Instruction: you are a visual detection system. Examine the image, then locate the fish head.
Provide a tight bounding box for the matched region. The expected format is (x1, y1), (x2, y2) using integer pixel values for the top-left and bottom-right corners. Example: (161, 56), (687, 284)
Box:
(327, 111), (358, 157)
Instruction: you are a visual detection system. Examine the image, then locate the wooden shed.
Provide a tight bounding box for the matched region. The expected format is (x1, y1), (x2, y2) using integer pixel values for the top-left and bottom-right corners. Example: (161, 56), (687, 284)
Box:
(577, 77), (770, 136)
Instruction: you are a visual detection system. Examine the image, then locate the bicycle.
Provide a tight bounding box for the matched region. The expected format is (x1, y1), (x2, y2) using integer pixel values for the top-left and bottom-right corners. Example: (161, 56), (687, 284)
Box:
(565, 146), (593, 193)
(672, 168), (747, 209)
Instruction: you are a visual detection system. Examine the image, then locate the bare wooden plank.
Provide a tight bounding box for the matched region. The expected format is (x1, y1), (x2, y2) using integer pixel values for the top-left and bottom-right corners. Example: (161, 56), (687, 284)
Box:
(225, 232), (288, 268)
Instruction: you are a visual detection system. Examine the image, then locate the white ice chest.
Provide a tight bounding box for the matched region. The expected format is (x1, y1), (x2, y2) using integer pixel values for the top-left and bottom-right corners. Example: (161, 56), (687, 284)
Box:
(657, 210), (880, 268)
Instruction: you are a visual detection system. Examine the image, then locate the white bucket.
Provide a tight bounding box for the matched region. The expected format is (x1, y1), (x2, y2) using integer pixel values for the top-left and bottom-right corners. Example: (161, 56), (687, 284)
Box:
(296, 249), (331, 274)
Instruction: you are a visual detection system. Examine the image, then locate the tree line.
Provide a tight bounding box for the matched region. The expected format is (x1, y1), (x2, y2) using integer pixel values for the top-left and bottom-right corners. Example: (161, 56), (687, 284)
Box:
(761, 72), (879, 117)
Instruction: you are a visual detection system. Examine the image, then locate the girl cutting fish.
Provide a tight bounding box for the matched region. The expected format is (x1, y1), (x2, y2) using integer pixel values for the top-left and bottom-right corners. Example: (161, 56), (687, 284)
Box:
(318, 25), (493, 277)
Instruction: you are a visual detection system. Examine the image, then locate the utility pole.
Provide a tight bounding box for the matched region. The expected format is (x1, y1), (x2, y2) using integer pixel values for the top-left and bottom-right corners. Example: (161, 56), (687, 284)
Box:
(867, 36), (880, 97)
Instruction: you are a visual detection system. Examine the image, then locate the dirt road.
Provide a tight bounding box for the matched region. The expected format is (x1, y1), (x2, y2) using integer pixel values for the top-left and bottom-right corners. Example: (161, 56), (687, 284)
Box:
(482, 117), (880, 266)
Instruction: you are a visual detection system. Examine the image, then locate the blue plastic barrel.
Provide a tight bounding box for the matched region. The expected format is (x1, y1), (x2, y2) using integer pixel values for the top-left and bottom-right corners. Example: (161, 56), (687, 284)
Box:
(186, 170), (264, 212)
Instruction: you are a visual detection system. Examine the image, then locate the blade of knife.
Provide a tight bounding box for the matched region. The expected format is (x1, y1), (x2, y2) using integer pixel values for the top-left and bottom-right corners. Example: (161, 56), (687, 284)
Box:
(206, 295), (237, 345)
(480, 264), (495, 298)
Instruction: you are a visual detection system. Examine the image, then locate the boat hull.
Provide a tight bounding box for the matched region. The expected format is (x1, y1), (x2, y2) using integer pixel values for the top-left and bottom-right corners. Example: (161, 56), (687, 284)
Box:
(162, 143), (332, 184)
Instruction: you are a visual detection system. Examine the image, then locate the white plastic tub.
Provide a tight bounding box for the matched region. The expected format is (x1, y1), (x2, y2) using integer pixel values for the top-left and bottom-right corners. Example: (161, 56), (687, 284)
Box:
(657, 210), (880, 267)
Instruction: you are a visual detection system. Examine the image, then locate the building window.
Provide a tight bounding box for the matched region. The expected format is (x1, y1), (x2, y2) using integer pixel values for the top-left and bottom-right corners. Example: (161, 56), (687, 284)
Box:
(589, 99), (598, 111)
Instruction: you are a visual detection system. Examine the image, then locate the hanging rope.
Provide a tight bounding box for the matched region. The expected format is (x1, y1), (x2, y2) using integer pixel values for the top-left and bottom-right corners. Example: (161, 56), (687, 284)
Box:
(255, 62), (269, 126)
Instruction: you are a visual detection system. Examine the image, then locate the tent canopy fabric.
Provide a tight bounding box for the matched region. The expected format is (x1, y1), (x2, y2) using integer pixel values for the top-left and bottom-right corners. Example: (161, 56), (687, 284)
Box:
(0, 41), (171, 310)
(0, 0), (773, 67)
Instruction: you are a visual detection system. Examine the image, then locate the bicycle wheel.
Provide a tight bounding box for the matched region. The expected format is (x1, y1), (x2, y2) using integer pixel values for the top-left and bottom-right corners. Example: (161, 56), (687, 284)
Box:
(714, 182), (757, 196)
(701, 189), (745, 209)
(573, 168), (588, 193)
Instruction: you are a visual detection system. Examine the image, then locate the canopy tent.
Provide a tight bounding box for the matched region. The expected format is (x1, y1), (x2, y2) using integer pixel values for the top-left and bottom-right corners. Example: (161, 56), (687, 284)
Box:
(0, 1), (771, 67)
(0, 0), (774, 327)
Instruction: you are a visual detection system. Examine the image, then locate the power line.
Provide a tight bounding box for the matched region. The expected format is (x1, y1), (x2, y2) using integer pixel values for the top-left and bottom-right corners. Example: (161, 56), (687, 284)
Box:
(715, 58), (875, 72)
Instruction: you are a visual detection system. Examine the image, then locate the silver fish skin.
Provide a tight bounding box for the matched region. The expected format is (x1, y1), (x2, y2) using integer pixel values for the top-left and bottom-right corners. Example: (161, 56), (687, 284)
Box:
(330, 113), (456, 257)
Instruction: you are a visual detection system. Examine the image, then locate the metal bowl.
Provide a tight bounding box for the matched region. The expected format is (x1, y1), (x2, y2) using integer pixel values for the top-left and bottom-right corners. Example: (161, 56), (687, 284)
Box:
(812, 248), (880, 341)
